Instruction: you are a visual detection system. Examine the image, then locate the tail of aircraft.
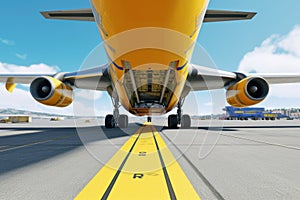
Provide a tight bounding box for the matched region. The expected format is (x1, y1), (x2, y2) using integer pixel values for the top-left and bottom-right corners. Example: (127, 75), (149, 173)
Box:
(41, 9), (256, 23)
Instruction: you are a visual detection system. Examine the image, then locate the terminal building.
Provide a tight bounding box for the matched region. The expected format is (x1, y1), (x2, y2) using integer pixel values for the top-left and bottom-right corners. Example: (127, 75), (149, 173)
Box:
(0, 115), (32, 123)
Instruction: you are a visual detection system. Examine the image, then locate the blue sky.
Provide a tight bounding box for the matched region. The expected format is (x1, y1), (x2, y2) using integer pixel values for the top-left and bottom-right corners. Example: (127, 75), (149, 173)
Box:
(1, 0), (300, 115)
(1, 0), (299, 71)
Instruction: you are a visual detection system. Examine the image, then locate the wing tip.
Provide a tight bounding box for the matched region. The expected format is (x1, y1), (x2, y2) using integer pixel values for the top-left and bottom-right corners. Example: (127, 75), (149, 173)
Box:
(40, 11), (50, 19)
(204, 10), (257, 23)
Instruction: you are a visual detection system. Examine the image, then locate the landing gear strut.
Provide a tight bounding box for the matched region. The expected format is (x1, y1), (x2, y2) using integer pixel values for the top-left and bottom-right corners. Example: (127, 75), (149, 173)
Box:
(105, 97), (128, 128)
(167, 98), (191, 129)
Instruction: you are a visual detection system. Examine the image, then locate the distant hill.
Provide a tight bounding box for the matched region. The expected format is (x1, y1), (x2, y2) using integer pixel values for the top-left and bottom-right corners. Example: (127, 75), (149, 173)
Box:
(0, 108), (105, 119)
(0, 108), (71, 118)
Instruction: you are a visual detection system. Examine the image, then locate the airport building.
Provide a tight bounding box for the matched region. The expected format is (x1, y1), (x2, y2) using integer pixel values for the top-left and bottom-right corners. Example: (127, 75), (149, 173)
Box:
(0, 115), (32, 123)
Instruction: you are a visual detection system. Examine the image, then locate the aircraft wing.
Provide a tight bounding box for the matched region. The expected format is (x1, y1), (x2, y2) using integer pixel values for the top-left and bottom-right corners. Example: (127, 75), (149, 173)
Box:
(250, 74), (300, 84)
(187, 64), (237, 90)
(187, 64), (300, 91)
(41, 9), (256, 23)
(0, 64), (111, 92)
(63, 65), (111, 90)
(0, 74), (54, 85)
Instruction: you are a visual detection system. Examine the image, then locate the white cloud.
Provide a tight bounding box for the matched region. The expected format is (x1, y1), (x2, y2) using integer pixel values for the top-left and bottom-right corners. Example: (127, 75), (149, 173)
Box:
(16, 53), (27, 60)
(0, 37), (14, 46)
(238, 25), (300, 99)
(75, 89), (103, 100)
(0, 62), (59, 74)
(204, 102), (213, 106)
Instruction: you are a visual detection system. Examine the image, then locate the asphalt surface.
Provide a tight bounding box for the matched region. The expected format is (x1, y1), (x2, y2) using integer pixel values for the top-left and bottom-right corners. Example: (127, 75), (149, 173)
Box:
(0, 119), (300, 200)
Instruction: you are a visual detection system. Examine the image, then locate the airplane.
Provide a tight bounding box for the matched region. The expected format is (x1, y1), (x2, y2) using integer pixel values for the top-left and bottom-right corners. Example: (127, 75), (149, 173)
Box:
(1, 0), (300, 129)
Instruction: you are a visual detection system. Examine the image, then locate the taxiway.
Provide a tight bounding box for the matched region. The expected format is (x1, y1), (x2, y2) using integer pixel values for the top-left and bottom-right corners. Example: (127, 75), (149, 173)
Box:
(0, 119), (299, 199)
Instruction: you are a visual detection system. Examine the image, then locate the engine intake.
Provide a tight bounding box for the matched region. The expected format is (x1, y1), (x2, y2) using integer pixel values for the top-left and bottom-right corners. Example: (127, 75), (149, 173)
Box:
(30, 76), (73, 107)
(226, 77), (269, 107)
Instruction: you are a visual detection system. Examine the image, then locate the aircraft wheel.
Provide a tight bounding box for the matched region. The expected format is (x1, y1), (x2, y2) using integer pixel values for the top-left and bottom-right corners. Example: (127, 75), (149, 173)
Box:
(168, 114), (178, 129)
(119, 115), (128, 128)
(181, 114), (191, 128)
(147, 116), (152, 122)
(105, 114), (115, 128)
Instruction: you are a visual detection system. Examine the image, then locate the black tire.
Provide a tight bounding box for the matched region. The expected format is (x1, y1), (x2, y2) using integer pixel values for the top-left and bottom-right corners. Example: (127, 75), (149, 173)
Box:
(105, 114), (115, 128)
(181, 114), (191, 128)
(168, 114), (178, 129)
(119, 115), (128, 128)
(147, 117), (152, 122)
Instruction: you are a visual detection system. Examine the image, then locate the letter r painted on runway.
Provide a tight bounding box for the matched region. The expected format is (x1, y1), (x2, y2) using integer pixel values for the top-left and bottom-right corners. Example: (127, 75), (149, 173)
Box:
(133, 173), (144, 179)
(139, 152), (147, 156)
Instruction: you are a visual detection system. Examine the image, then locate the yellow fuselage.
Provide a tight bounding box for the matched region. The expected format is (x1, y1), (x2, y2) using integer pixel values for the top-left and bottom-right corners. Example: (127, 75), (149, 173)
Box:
(91, 0), (208, 116)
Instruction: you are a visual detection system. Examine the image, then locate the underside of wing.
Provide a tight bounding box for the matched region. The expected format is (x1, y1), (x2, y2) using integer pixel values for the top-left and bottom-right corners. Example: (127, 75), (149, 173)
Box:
(187, 65), (300, 108)
(187, 65), (300, 91)
(204, 10), (256, 23)
(252, 74), (300, 84)
(187, 64), (237, 91)
(63, 64), (111, 91)
(0, 65), (111, 107)
(0, 64), (111, 92)
(0, 74), (54, 85)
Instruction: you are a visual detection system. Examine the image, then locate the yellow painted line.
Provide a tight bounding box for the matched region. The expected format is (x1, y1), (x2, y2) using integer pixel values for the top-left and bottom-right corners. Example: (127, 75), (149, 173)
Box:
(75, 124), (200, 200)
(153, 127), (200, 200)
(108, 125), (170, 200)
(75, 126), (144, 200)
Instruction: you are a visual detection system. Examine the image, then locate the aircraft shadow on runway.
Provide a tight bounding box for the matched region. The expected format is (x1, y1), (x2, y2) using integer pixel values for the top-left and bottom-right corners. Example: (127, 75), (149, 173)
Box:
(0, 123), (141, 175)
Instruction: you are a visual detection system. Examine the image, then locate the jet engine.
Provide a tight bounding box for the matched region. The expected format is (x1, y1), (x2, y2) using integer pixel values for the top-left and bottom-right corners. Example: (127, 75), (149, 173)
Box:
(30, 76), (73, 107)
(226, 77), (269, 107)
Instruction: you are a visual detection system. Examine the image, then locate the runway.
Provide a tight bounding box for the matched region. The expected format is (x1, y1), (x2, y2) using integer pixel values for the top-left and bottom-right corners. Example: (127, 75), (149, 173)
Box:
(0, 119), (300, 199)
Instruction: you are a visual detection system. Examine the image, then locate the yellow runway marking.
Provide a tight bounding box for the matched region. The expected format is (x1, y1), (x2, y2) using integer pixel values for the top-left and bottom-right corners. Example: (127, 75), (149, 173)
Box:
(75, 123), (200, 200)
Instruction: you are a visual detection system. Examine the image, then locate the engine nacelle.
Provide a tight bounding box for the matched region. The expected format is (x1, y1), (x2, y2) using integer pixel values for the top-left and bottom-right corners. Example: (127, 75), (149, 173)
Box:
(30, 76), (73, 107)
(226, 77), (269, 107)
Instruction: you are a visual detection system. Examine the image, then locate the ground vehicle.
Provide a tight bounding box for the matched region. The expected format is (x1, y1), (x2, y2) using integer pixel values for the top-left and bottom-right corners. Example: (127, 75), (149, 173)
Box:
(224, 106), (288, 120)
